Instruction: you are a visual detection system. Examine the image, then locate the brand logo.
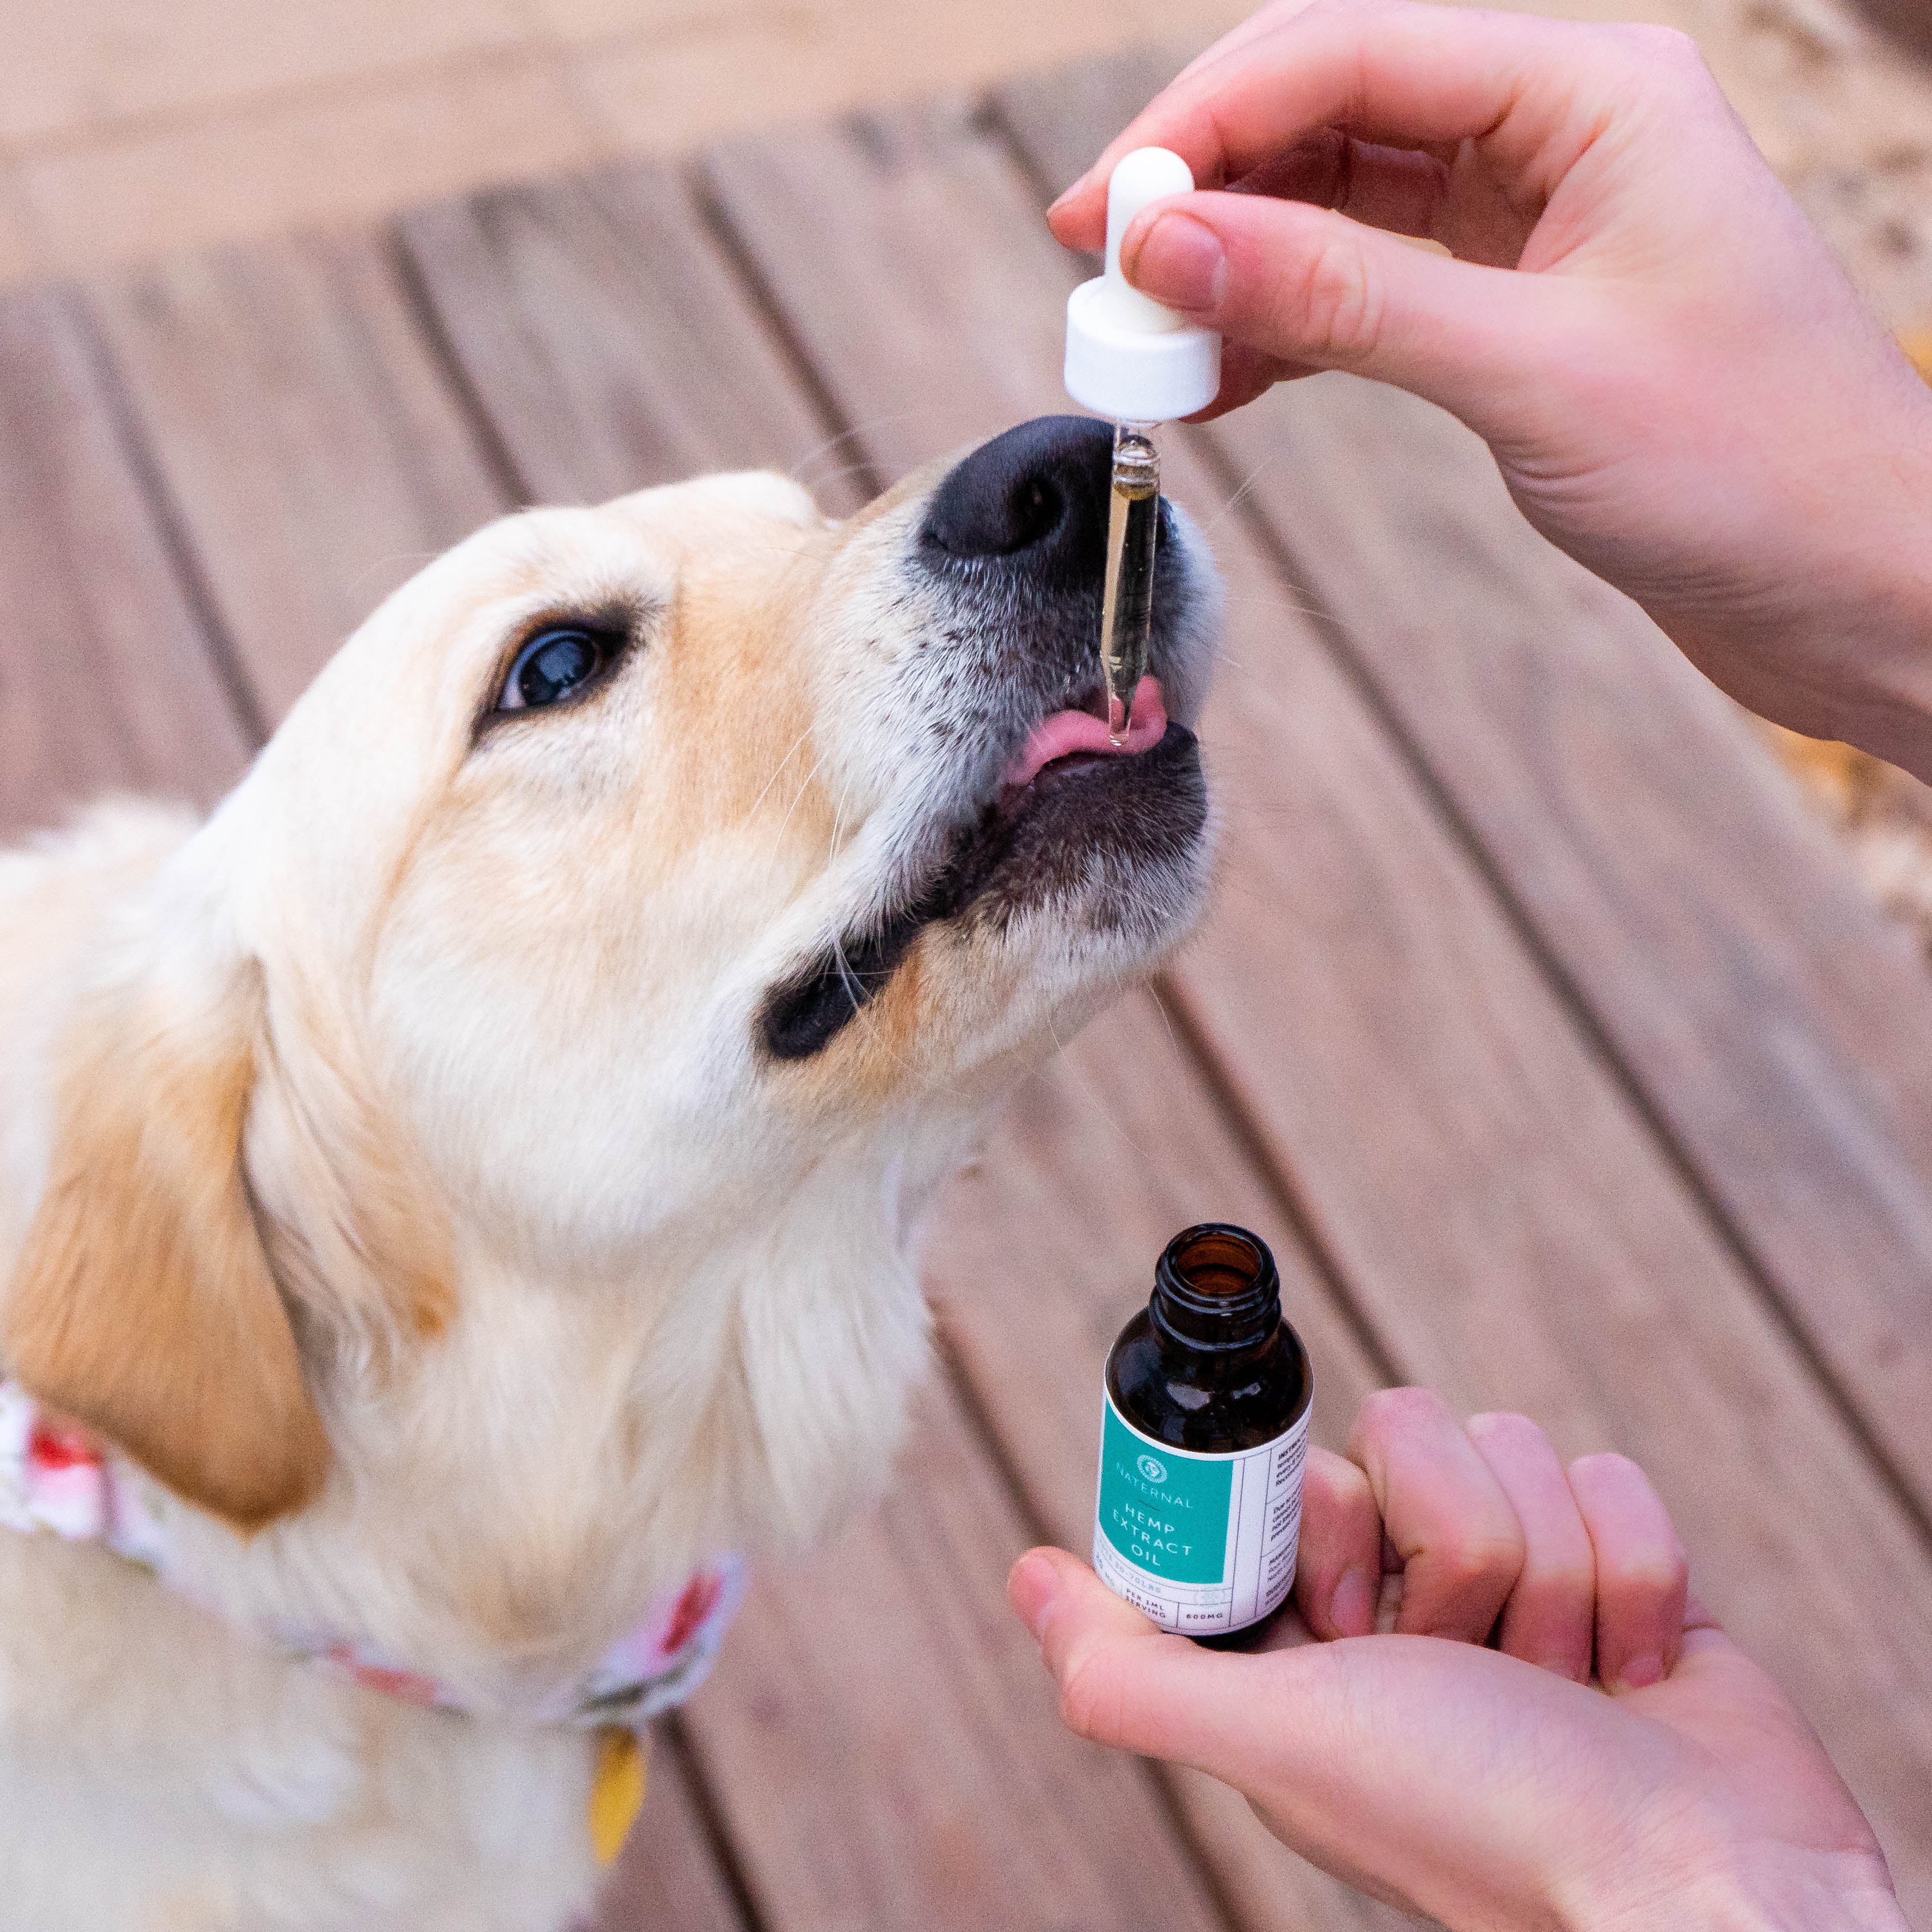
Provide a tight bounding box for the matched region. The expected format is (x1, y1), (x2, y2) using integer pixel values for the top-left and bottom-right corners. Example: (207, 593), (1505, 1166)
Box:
(1137, 1454), (1169, 1484)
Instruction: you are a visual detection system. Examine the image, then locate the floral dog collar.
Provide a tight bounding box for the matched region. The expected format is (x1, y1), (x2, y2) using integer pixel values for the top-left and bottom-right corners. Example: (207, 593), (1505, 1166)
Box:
(0, 1377), (743, 1864)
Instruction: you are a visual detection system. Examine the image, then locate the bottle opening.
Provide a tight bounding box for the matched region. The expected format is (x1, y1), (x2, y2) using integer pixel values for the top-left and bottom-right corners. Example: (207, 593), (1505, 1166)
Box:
(1153, 1222), (1281, 1347)
(1168, 1226), (1268, 1300)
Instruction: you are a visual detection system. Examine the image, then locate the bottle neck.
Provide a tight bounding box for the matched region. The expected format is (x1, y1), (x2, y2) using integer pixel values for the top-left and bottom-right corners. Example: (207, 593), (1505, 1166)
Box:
(1149, 1224), (1282, 1353)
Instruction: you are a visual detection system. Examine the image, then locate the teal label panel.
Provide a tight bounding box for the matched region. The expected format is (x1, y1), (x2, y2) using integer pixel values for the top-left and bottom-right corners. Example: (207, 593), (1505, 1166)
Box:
(1095, 1401), (1232, 1584)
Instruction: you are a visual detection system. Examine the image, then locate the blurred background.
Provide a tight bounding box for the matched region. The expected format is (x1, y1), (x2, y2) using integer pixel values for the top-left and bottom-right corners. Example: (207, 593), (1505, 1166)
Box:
(2, 0), (1929, 342)
(8, 0), (1929, 949)
(14, 0), (1928, 927)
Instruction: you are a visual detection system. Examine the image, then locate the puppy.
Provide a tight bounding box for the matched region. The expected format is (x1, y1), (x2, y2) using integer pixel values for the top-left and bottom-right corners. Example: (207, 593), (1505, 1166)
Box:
(0, 415), (1220, 1931)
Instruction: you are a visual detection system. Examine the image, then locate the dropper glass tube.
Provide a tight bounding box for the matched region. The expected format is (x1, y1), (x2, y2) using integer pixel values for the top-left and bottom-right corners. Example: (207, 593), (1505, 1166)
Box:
(1100, 421), (1160, 743)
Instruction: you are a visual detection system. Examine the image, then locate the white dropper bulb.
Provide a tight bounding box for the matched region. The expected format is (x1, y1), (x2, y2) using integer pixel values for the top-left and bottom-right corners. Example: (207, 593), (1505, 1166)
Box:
(1063, 148), (1222, 424)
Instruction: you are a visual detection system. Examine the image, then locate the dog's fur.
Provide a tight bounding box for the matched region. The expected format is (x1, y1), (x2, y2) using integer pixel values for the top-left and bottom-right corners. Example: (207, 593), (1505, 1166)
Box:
(0, 440), (1218, 1930)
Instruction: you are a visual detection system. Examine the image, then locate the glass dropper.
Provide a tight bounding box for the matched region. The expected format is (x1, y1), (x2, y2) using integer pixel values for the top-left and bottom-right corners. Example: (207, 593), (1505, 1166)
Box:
(1100, 422), (1160, 743)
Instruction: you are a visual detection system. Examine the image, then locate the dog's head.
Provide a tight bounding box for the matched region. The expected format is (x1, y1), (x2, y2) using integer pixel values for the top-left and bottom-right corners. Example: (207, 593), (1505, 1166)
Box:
(5, 416), (1220, 1551)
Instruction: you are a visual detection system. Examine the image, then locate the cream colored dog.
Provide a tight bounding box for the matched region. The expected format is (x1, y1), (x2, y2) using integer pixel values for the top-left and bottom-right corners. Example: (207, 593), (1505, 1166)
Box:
(0, 415), (1218, 1931)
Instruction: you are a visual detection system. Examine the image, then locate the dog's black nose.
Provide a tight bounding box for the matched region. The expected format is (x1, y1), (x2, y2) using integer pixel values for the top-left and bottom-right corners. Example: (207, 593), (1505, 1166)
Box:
(921, 415), (1113, 579)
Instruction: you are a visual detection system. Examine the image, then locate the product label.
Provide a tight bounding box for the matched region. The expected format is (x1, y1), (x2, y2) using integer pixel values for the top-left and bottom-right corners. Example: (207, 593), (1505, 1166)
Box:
(1092, 1391), (1309, 1635)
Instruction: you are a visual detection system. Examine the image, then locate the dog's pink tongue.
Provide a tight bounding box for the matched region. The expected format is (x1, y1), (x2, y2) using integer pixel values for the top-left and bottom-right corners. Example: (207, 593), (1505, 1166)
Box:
(1001, 679), (1168, 790)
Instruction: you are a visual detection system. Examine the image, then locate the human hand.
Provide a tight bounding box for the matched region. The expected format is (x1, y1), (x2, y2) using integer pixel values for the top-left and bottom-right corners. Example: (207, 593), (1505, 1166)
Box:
(1009, 1389), (1905, 1931)
(1048, 1), (1932, 781)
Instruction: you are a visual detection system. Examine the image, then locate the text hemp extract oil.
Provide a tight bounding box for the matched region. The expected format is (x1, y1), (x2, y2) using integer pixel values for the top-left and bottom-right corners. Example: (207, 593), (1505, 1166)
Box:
(1094, 1225), (1312, 1642)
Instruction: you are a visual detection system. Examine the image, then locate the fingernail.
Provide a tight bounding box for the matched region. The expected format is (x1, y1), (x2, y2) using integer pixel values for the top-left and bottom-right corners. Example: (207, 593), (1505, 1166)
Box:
(1329, 1565), (1376, 1638)
(1129, 211), (1226, 312)
(1008, 1552), (1060, 1640)
(1616, 1653), (1663, 1692)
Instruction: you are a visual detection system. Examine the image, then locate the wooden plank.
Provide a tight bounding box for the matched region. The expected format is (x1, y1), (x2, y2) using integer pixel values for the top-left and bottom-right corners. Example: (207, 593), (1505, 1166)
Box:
(696, 101), (1932, 1917)
(679, 1372), (1229, 1932)
(927, 993), (1409, 1932)
(597, 1736), (750, 1932)
(0, 284), (251, 838)
(84, 231), (509, 724)
(996, 46), (1932, 1527)
(399, 166), (862, 514)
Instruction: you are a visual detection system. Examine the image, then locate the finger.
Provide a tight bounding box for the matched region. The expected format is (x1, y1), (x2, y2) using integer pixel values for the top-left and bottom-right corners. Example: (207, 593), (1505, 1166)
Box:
(1012, 1544), (1659, 1909)
(1252, 1601), (1321, 1653)
(1050, 84), (1462, 257)
(1292, 1447), (1383, 1640)
(1567, 1454), (1689, 1692)
(1118, 189), (1576, 422)
(1683, 1590), (1722, 1635)
(1348, 1388), (1523, 1642)
(1228, 132), (1450, 243)
(1008, 1547), (1272, 1764)
(1464, 1414), (1594, 1681)
(1063, 0), (1628, 237)
(1044, 2), (1456, 249)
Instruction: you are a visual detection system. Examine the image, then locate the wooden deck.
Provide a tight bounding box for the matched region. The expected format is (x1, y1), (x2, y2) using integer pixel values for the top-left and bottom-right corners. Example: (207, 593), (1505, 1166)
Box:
(7, 45), (1932, 1932)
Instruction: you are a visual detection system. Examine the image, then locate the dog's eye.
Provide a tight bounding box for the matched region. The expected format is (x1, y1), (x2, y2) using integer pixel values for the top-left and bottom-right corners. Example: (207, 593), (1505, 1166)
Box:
(497, 625), (622, 713)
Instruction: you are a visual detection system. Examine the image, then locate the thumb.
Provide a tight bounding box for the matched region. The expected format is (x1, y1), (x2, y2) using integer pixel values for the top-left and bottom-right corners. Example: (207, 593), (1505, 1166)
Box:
(1010, 1547), (1661, 1926)
(1121, 192), (1566, 426)
(1008, 1547), (1279, 1765)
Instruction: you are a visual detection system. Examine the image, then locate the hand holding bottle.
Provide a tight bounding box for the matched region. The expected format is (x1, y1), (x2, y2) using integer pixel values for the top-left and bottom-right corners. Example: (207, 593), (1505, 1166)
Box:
(1047, 0), (1932, 781)
(1010, 1389), (1905, 1931)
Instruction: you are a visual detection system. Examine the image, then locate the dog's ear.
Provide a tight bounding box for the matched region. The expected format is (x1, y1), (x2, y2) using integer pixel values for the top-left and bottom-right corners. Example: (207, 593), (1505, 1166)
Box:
(3, 928), (329, 1530)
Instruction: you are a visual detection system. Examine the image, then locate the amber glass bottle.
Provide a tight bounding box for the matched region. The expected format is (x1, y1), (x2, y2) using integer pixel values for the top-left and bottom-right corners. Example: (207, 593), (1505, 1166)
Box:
(1093, 1224), (1312, 1640)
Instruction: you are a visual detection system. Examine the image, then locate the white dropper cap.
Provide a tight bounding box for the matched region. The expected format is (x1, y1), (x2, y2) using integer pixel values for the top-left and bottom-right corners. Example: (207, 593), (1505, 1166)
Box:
(1063, 147), (1222, 423)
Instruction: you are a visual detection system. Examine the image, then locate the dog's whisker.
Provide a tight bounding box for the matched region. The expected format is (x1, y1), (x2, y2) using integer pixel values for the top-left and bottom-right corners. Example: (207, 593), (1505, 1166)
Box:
(1217, 588), (1329, 624)
(787, 411), (938, 490)
(765, 746), (834, 864)
(1193, 452), (1281, 537)
(1035, 966), (1182, 1174)
(1145, 976), (1187, 1065)
(746, 726), (818, 822)
(342, 551), (447, 601)
(788, 422), (874, 478)
(794, 457), (889, 495)
(826, 931), (922, 1079)
(1040, 992), (1169, 1177)
(826, 769), (866, 866)
(798, 460), (892, 500)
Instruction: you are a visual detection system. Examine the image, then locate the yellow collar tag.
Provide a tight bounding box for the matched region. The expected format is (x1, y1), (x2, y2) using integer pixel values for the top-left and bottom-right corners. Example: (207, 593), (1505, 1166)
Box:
(590, 1728), (647, 1867)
